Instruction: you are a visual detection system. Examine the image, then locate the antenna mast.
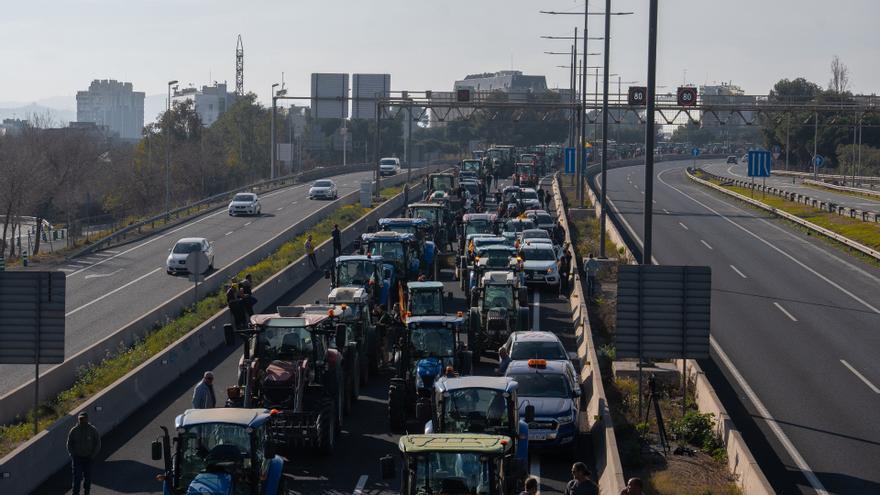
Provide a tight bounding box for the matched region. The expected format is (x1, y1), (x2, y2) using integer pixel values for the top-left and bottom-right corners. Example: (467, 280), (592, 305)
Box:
(236, 35), (244, 96)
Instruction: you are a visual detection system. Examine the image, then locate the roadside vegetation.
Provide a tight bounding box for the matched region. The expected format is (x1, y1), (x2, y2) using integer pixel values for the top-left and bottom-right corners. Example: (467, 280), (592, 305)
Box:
(0, 186), (403, 457)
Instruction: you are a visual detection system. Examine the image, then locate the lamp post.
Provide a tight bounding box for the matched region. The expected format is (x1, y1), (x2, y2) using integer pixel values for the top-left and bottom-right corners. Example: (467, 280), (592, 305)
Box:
(643, 0), (658, 265)
(165, 80), (178, 220)
(270, 83), (279, 180)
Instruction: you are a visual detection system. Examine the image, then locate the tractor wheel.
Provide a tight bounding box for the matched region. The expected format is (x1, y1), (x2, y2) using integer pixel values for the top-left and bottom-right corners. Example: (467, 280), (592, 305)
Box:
(360, 349), (370, 386)
(348, 352), (360, 411)
(388, 381), (407, 433)
(459, 258), (467, 291)
(469, 308), (482, 364)
(315, 396), (337, 455)
(326, 365), (344, 431)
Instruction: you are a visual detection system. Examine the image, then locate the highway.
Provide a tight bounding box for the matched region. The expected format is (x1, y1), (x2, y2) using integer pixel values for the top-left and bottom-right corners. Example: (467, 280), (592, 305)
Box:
(598, 158), (880, 494)
(37, 179), (591, 494)
(0, 170), (375, 399)
(702, 161), (880, 213)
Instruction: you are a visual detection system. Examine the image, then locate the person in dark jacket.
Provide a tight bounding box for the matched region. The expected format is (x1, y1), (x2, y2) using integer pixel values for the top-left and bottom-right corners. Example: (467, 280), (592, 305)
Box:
(226, 283), (247, 329)
(67, 411), (101, 495)
(564, 462), (598, 495)
(331, 224), (342, 259)
(192, 371), (217, 409)
(537, 188), (546, 209)
(240, 274), (255, 317)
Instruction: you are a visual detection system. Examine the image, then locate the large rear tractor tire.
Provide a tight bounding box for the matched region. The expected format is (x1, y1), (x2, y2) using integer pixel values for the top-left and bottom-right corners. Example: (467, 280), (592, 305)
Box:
(388, 381), (407, 433)
(316, 396), (337, 455)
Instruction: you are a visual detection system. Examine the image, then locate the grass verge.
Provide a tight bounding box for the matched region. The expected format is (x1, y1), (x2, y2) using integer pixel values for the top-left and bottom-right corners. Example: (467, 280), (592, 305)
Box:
(0, 187), (399, 457)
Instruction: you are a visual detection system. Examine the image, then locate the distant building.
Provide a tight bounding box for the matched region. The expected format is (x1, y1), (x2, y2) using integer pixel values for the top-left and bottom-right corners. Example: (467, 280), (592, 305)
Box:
(699, 82), (754, 126)
(0, 118), (27, 137)
(76, 79), (145, 140)
(171, 83), (237, 126)
(454, 70), (549, 102)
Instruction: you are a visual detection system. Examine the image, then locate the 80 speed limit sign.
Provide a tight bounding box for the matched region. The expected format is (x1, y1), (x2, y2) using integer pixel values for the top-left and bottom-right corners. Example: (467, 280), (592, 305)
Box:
(677, 86), (697, 106)
(628, 86), (647, 106)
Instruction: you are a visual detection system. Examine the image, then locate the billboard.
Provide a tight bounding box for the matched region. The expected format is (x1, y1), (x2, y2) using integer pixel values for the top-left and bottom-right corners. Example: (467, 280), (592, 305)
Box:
(352, 73), (391, 120)
(311, 73), (349, 119)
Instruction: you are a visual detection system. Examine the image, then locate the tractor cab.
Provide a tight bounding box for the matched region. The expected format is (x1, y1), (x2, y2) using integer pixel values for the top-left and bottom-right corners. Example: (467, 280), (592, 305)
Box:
(328, 287), (380, 383)
(405, 281), (446, 317)
(459, 159), (483, 176)
(151, 408), (285, 495)
(502, 218), (537, 244)
(358, 231), (421, 282)
(468, 272), (529, 361)
(514, 163), (537, 188)
(329, 254), (394, 308)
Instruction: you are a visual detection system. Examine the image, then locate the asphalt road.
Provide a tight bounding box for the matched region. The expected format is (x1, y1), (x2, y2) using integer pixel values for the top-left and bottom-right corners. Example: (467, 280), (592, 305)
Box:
(703, 161), (880, 213)
(0, 170), (375, 398)
(601, 159), (880, 494)
(39, 179), (592, 494)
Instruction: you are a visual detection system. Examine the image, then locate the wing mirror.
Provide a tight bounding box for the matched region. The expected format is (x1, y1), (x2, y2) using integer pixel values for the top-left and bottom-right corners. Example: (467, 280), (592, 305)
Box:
(223, 323), (235, 347)
(524, 404), (536, 423)
(151, 440), (163, 461)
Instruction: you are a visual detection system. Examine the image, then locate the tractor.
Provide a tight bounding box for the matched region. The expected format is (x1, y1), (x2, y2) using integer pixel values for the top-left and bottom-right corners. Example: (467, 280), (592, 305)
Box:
(328, 287), (379, 383)
(403, 281), (448, 318)
(513, 162), (538, 188)
(380, 434), (525, 495)
(387, 315), (473, 433)
(464, 244), (522, 301)
(377, 217), (437, 276)
(150, 408), (286, 495)
(357, 231), (422, 283)
(327, 254), (394, 309)
(223, 305), (358, 454)
(468, 271), (530, 361)
(458, 212), (499, 255)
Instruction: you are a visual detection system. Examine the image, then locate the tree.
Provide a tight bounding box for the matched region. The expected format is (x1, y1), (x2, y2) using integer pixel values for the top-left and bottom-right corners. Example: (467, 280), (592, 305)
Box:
(828, 55), (850, 94)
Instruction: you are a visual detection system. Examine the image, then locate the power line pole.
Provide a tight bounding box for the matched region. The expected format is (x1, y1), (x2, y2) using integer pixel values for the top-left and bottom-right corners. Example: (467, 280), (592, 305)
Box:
(599, 0), (612, 258)
(235, 35), (244, 96)
(580, 1), (589, 208)
(642, 0), (658, 265)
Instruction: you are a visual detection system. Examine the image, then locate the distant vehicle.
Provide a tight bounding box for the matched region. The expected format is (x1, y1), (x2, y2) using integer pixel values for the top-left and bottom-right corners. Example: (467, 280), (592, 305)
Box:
(501, 331), (573, 365)
(519, 242), (560, 289)
(518, 188), (541, 210)
(166, 237), (214, 275)
(379, 157), (401, 176)
(227, 192), (261, 216)
(726, 155), (738, 164)
(309, 179), (338, 200)
(523, 210), (555, 232)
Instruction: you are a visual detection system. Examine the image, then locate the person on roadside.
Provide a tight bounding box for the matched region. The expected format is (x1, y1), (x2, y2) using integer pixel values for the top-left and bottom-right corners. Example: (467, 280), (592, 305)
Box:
(554, 223), (566, 245)
(240, 274), (255, 317)
(495, 346), (511, 376)
(305, 234), (318, 270)
(520, 476), (539, 495)
(226, 283), (246, 329)
(537, 187), (546, 209)
(559, 246), (572, 297)
(192, 371), (216, 409)
(564, 462), (598, 495)
(67, 411), (101, 495)
(331, 224), (342, 260)
(585, 253), (599, 298)
(619, 477), (644, 495)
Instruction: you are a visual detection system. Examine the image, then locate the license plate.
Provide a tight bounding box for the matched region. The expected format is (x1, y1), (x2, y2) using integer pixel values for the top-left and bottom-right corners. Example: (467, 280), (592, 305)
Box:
(530, 433), (547, 441)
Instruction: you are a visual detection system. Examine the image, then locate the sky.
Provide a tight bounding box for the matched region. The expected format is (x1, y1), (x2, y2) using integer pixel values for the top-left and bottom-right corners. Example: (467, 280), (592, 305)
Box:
(2, 0), (878, 119)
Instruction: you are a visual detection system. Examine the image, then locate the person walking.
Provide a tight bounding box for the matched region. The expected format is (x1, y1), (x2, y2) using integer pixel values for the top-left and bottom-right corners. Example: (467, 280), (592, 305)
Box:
(537, 187), (546, 210)
(564, 462), (599, 495)
(305, 234), (318, 270)
(192, 371), (217, 409)
(554, 223), (566, 246)
(619, 478), (644, 495)
(585, 253), (599, 298)
(520, 477), (539, 495)
(67, 412), (101, 495)
(495, 346), (511, 376)
(331, 224), (342, 260)
(559, 246), (572, 297)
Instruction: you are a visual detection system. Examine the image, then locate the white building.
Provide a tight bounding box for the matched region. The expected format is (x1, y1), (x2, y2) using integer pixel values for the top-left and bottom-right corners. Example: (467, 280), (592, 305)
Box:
(171, 83), (237, 126)
(699, 83), (755, 126)
(76, 79), (145, 140)
(454, 70), (549, 102)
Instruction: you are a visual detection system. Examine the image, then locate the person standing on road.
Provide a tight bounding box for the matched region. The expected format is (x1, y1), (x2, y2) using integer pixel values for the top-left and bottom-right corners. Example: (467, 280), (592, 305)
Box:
(192, 371), (216, 409)
(240, 274), (255, 317)
(67, 411), (101, 495)
(559, 246), (572, 297)
(520, 476), (539, 495)
(564, 462), (599, 495)
(585, 253), (599, 298)
(226, 283), (247, 329)
(619, 478), (644, 495)
(537, 187), (546, 210)
(305, 234), (318, 270)
(331, 224), (342, 260)
(495, 346), (511, 376)
(554, 223), (566, 246)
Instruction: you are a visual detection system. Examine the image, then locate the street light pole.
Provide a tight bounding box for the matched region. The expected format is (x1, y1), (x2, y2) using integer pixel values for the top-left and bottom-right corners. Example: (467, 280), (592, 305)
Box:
(813, 111), (818, 180)
(270, 83), (279, 180)
(642, 0), (658, 265)
(599, 0), (612, 259)
(580, 0), (589, 208)
(165, 80), (178, 220)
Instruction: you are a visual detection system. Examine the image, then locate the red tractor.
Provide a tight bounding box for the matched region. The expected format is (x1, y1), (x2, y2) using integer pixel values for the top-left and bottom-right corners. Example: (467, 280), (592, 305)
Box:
(223, 304), (360, 455)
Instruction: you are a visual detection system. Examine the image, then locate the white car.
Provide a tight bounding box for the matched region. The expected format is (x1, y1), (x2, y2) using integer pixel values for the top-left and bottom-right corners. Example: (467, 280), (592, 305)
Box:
(524, 210), (556, 232)
(379, 157), (401, 176)
(519, 242), (560, 289)
(166, 237), (214, 275)
(227, 192), (261, 216)
(518, 188), (542, 210)
(309, 179), (338, 200)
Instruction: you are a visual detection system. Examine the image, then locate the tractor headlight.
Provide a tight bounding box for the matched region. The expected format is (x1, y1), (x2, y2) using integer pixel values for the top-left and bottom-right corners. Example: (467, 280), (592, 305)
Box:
(557, 411), (574, 425)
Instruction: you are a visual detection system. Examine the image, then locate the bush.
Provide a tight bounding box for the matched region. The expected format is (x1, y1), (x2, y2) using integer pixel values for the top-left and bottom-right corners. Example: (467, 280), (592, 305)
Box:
(670, 410), (726, 460)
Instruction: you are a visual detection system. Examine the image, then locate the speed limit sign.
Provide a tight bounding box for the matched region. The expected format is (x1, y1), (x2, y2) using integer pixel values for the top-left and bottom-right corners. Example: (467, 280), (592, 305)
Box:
(628, 86), (647, 106)
(677, 87), (697, 106)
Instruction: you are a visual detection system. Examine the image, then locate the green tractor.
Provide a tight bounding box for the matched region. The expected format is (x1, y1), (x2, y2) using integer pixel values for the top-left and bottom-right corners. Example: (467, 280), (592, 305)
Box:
(468, 271), (530, 361)
(328, 286), (380, 383)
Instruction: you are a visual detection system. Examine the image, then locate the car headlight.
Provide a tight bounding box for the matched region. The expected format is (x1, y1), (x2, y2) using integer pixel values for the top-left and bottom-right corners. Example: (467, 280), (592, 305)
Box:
(557, 411), (574, 424)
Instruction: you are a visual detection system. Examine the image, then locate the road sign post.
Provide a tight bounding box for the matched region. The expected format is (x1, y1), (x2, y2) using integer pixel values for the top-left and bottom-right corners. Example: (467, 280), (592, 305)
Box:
(564, 147), (576, 175)
(691, 147), (700, 169)
(187, 251), (209, 306)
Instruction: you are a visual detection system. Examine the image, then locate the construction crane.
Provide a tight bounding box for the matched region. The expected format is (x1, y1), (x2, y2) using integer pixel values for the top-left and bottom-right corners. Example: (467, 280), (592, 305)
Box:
(236, 35), (244, 96)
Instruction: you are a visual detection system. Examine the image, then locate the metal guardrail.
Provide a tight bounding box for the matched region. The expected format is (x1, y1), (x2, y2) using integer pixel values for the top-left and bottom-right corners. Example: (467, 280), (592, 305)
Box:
(802, 178), (880, 198)
(773, 169), (880, 185)
(689, 168), (880, 261)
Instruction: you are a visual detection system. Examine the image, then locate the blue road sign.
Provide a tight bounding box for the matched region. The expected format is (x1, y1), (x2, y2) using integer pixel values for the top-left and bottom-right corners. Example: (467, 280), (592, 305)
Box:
(748, 150), (772, 177)
(564, 147), (576, 174)
(692, 147), (700, 157)
(814, 154), (825, 168)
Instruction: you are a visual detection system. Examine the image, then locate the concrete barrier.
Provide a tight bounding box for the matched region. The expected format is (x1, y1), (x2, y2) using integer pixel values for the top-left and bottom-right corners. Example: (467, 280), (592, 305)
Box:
(552, 174), (627, 494)
(0, 166), (442, 426)
(802, 178), (880, 198)
(0, 180), (426, 495)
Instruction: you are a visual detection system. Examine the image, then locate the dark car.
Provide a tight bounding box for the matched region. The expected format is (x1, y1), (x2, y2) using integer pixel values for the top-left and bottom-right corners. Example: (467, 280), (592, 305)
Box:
(726, 155), (738, 164)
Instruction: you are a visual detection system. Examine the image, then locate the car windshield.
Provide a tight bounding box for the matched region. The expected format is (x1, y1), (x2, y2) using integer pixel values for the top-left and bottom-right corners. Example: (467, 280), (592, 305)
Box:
(522, 248), (555, 261)
(463, 184), (479, 195)
(465, 220), (493, 236)
(178, 423), (263, 494)
(336, 260), (375, 286)
(172, 241), (202, 254)
(430, 176), (455, 192)
(314, 180), (332, 187)
(523, 230), (549, 240)
(386, 224), (417, 235)
(443, 388), (510, 434)
(533, 213), (553, 225)
(256, 325), (314, 361)
(411, 452), (493, 495)
(409, 290), (442, 316)
(508, 372), (570, 398)
(511, 341), (567, 360)
(484, 285), (514, 309)
(232, 194), (254, 202)
(410, 326), (455, 358)
(368, 240), (405, 261)
(505, 220), (535, 233)
(380, 159), (398, 165)
(520, 191), (538, 200)
(517, 166), (534, 175)
(411, 207), (438, 222)
(462, 160), (481, 171)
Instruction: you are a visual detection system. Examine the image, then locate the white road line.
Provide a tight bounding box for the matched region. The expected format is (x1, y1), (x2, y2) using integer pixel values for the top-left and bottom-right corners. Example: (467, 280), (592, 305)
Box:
(700, 239), (713, 250)
(58, 268), (75, 272)
(244, 221), (252, 226)
(66, 268), (162, 317)
(290, 201), (298, 205)
(729, 265), (747, 279)
(773, 302), (798, 322)
(93, 253), (113, 258)
(276, 207), (284, 211)
(353, 474), (368, 495)
(225, 231), (234, 236)
(840, 360), (880, 394)
(678, 222), (689, 230)
(663, 208), (670, 214)
(530, 456), (541, 487)
(84, 268), (123, 280)
(603, 194), (660, 264)
(104, 250), (120, 254)
(532, 290), (540, 332)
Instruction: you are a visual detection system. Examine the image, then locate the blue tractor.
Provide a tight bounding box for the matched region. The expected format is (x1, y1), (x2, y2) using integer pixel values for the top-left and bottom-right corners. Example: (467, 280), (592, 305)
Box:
(151, 408), (286, 495)
(377, 217), (438, 279)
(387, 315), (473, 433)
(357, 231), (422, 284)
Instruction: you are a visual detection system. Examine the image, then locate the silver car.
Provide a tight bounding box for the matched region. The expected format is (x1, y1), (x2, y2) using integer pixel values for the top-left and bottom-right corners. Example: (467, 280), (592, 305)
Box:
(227, 192), (261, 216)
(309, 179), (338, 200)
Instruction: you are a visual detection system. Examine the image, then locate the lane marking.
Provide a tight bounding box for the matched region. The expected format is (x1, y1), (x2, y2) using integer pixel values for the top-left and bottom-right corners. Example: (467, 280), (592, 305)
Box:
(533, 290), (541, 332)
(244, 221), (252, 226)
(276, 207), (284, 211)
(729, 265), (747, 279)
(353, 474), (368, 495)
(530, 455), (541, 488)
(58, 268), (75, 272)
(663, 208), (670, 214)
(700, 239), (713, 250)
(678, 222), (689, 230)
(840, 359), (880, 394)
(66, 268), (163, 317)
(84, 268), (123, 280)
(773, 302), (798, 322)
(104, 250), (120, 254)
(225, 231), (234, 236)
(93, 253), (113, 258)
